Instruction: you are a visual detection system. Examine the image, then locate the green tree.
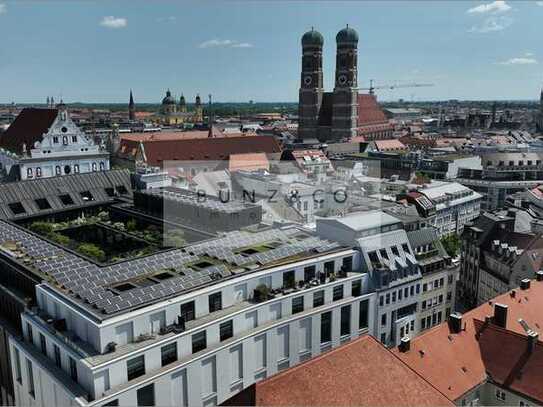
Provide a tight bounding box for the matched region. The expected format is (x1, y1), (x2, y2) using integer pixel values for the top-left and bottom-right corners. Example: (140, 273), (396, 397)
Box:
(441, 234), (461, 257)
(29, 221), (54, 235)
(77, 243), (106, 262)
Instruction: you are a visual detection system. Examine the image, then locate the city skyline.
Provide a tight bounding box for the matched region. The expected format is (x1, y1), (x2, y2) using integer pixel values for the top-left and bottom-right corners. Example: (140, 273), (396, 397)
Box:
(0, 0), (543, 103)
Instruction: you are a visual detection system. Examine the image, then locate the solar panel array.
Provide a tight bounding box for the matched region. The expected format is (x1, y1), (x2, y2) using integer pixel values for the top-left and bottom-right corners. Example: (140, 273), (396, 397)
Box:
(0, 220), (342, 320)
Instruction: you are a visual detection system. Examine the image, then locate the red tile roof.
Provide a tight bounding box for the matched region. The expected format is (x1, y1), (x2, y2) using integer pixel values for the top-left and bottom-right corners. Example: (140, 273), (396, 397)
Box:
(0, 108), (58, 154)
(357, 94), (388, 126)
(393, 278), (543, 403)
(228, 153), (269, 172)
(224, 335), (453, 406)
(120, 135), (281, 166)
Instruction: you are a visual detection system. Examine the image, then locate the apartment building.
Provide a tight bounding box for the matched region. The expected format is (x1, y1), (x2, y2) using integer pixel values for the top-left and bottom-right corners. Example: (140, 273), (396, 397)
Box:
(317, 210), (422, 347)
(460, 210), (543, 308)
(5, 221), (374, 407)
(401, 181), (482, 237)
(457, 151), (543, 210)
(407, 227), (458, 332)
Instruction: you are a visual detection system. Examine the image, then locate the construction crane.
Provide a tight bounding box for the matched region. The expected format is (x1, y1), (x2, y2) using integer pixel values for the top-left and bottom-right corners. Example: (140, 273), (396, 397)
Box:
(358, 79), (435, 95)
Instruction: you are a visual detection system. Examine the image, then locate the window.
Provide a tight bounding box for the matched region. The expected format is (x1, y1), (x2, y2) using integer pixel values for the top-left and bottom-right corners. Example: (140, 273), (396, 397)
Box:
(180, 301), (195, 322)
(127, 355), (145, 381)
(410, 286), (414, 296)
(381, 313), (387, 326)
(392, 291), (396, 302)
(380, 248), (388, 259)
(391, 246), (399, 256)
(27, 323), (33, 343)
(54, 344), (61, 368)
(340, 305), (351, 336)
(103, 400), (119, 406)
(324, 261), (334, 276)
(379, 295), (384, 306)
(292, 296), (304, 314)
(352, 280), (362, 297)
(14, 348), (21, 383)
(62, 136), (68, 145)
(341, 256), (353, 273)
(55, 165), (61, 176)
(304, 265), (316, 282)
(209, 292), (222, 313)
(74, 164), (80, 174)
(192, 331), (206, 353)
(320, 311), (332, 344)
(8, 202), (26, 215)
(100, 162), (105, 171)
(27, 168), (33, 178)
(36, 167), (42, 177)
(359, 299), (369, 329)
(59, 194), (75, 205)
(386, 293), (390, 305)
(69, 357), (78, 383)
(26, 359), (35, 397)
(72, 136), (77, 143)
(53, 136), (59, 143)
(80, 191), (94, 201)
(283, 270), (295, 288)
(137, 383), (155, 406)
(92, 162), (97, 172)
(496, 389), (506, 402)
(39, 333), (46, 355)
(35, 198), (51, 210)
(64, 165), (71, 174)
(161, 342), (177, 366)
(313, 290), (324, 307)
(219, 320), (233, 342)
(333, 285), (344, 301)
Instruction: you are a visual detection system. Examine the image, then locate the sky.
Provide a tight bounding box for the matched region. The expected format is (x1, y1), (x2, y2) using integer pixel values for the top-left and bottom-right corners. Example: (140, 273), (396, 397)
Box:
(0, 0), (542, 103)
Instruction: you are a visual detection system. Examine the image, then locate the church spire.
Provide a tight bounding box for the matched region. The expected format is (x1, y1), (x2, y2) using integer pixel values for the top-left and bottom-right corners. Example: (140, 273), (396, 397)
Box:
(128, 90), (136, 121)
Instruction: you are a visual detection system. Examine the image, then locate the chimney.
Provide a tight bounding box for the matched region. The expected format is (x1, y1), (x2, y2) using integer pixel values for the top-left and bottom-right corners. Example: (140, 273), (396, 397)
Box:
(536, 271), (543, 282)
(520, 279), (531, 290)
(494, 303), (508, 328)
(528, 331), (539, 354)
(449, 313), (463, 333)
(399, 336), (411, 352)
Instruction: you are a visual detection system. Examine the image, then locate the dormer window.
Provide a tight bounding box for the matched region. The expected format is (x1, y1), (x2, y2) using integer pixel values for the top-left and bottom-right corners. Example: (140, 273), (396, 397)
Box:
(72, 136), (77, 143)
(74, 164), (79, 174)
(36, 167), (42, 177)
(55, 166), (61, 176)
(53, 136), (59, 144)
(27, 168), (33, 178)
(92, 162), (97, 172)
(62, 136), (68, 145)
(99, 162), (105, 171)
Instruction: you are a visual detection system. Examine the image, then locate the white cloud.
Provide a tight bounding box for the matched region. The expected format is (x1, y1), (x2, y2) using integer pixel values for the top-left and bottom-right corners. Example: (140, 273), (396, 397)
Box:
(537, 1), (543, 6)
(0, 4), (6, 14)
(100, 16), (127, 29)
(198, 39), (253, 49)
(524, 52), (535, 57)
(467, 1), (511, 14)
(498, 57), (538, 65)
(469, 15), (513, 32)
(231, 42), (253, 48)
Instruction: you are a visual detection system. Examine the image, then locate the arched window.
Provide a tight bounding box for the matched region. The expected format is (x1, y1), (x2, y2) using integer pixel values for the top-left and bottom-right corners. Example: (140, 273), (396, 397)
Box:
(27, 168), (33, 178)
(99, 162), (105, 171)
(55, 166), (61, 176)
(74, 164), (80, 174)
(92, 162), (97, 172)
(62, 136), (68, 145)
(36, 167), (42, 177)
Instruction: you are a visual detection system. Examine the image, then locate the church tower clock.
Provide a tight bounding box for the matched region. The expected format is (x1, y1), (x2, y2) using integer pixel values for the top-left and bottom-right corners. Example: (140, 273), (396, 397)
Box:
(298, 28), (324, 140)
(332, 25), (359, 140)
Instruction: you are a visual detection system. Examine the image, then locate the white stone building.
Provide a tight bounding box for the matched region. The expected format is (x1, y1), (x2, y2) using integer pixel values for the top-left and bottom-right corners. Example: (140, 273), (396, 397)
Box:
(0, 105), (109, 181)
(6, 223), (375, 407)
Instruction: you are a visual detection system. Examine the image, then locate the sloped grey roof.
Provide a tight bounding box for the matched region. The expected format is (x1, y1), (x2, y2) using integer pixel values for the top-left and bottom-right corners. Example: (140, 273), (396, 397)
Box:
(407, 227), (439, 249)
(0, 169), (132, 220)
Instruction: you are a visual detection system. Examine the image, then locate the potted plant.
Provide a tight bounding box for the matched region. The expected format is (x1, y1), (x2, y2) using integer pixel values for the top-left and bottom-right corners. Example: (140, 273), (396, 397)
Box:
(254, 284), (270, 302)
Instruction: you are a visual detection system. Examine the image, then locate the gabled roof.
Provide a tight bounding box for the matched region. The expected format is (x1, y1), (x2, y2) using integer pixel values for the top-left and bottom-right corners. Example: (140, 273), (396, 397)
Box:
(393, 278), (543, 403)
(120, 135), (282, 166)
(0, 108), (58, 154)
(0, 169), (132, 220)
(223, 335), (453, 406)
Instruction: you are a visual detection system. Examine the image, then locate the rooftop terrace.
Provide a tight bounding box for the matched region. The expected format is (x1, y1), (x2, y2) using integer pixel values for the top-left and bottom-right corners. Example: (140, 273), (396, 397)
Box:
(0, 221), (343, 321)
